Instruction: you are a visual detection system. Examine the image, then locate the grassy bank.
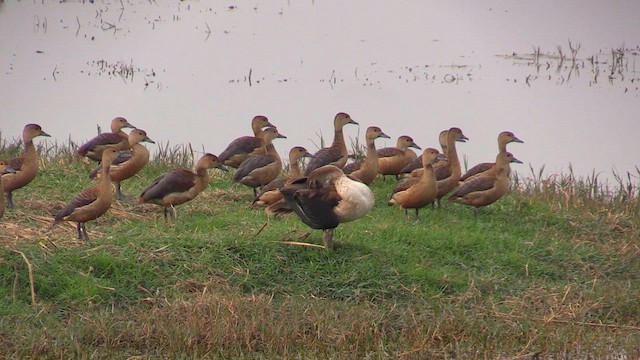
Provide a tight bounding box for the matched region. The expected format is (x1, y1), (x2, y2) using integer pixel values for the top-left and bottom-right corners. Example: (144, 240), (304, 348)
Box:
(1, 140), (639, 359)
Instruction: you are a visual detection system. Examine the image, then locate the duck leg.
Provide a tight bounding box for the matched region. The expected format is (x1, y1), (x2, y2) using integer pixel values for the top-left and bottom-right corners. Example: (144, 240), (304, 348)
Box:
(76, 222), (83, 239)
(6, 192), (14, 209)
(322, 228), (334, 251)
(474, 207), (480, 219)
(415, 208), (419, 220)
(252, 187), (258, 198)
(81, 223), (90, 241)
(115, 183), (125, 201)
(163, 207), (169, 222)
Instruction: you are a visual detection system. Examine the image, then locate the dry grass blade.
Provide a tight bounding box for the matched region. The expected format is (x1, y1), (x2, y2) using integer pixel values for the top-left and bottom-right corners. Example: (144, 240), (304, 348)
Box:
(10, 250), (37, 307)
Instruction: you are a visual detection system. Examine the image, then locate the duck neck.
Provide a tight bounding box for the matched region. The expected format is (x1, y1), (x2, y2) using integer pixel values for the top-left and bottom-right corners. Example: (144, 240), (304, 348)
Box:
(265, 143), (281, 162)
(498, 139), (508, 153)
(446, 136), (461, 177)
(289, 156), (302, 178)
(131, 143), (150, 163)
(22, 137), (37, 166)
(332, 126), (347, 152)
(363, 138), (378, 167)
(421, 163), (436, 182)
(100, 159), (112, 192)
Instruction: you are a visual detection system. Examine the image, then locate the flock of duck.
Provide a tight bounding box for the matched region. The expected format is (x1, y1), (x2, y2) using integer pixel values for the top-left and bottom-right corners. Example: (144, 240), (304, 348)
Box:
(0, 113), (523, 250)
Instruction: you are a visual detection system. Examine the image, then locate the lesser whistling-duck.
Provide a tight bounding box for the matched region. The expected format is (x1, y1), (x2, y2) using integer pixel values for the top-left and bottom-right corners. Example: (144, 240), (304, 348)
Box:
(459, 131), (523, 183)
(0, 161), (17, 219)
(342, 126), (390, 185)
(281, 165), (375, 251)
(232, 127), (286, 197)
(377, 135), (421, 179)
(253, 146), (314, 207)
(53, 148), (120, 240)
(89, 129), (155, 200)
(218, 115), (275, 168)
(399, 130), (448, 178)
(388, 148), (445, 219)
(1, 124), (50, 209)
(448, 152), (522, 217)
(77, 117), (136, 162)
(139, 153), (227, 221)
(433, 127), (468, 207)
(304, 112), (358, 175)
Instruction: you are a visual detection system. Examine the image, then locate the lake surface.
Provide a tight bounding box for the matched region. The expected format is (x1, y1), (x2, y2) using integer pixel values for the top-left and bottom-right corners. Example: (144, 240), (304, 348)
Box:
(1, 0), (639, 184)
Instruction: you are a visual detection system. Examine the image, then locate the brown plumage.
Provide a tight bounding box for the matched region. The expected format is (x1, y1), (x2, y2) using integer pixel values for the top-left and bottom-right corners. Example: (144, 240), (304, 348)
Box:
(432, 127), (468, 207)
(377, 135), (421, 179)
(90, 129), (155, 200)
(0, 161), (17, 219)
(304, 112), (358, 175)
(2, 123), (50, 209)
(233, 127), (287, 197)
(53, 148), (120, 240)
(139, 153), (227, 221)
(388, 148), (445, 219)
(399, 130), (448, 178)
(449, 152), (522, 217)
(253, 146), (314, 208)
(460, 131), (523, 183)
(218, 115), (275, 168)
(281, 165), (375, 251)
(77, 117), (136, 161)
(342, 126), (390, 185)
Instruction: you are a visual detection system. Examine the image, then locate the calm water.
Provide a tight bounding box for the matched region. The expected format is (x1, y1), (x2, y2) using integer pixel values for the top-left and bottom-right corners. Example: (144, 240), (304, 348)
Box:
(1, 0), (639, 184)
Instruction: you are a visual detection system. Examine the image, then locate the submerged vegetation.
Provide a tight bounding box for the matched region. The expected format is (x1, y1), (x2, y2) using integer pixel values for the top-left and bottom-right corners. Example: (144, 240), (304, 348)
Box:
(1, 137), (639, 359)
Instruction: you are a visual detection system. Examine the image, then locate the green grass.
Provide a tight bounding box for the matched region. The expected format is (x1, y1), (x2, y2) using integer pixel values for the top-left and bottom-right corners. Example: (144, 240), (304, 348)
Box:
(1, 143), (639, 358)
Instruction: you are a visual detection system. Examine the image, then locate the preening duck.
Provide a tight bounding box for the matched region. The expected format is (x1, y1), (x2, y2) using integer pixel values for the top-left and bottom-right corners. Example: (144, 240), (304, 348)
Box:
(281, 165), (375, 251)
(218, 115), (275, 168)
(342, 126), (390, 185)
(253, 146), (314, 207)
(77, 117), (136, 161)
(0, 161), (17, 219)
(377, 135), (421, 179)
(388, 148), (445, 219)
(90, 129), (155, 200)
(2, 123), (50, 209)
(304, 112), (358, 175)
(459, 131), (523, 183)
(52, 148), (120, 240)
(139, 153), (227, 221)
(232, 127), (286, 197)
(448, 151), (522, 217)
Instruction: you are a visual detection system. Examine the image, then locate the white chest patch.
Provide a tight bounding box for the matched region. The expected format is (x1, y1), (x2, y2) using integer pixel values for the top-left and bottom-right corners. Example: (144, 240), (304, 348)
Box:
(334, 177), (375, 223)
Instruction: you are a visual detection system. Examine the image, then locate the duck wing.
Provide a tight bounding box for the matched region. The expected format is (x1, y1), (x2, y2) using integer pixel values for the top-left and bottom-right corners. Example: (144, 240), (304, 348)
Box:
(342, 161), (362, 175)
(449, 176), (495, 199)
(304, 147), (343, 175)
(460, 162), (494, 181)
(78, 133), (123, 155)
(140, 169), (195, 202)
(54, 186), (100, 222)
(233, 155), (275, 182)
(281, 182), (341, 230)
(377, 147), (403, 158)
(219, 136), (262, 162)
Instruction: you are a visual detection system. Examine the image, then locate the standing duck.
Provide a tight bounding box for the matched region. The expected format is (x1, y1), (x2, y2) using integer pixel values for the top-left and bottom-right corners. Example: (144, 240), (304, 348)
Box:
(399, 130), (448, 179)
(0, 161), (17, 219)
(233, 127), (286, 197)
(218, 115), (275, 168)
(139, 153), (228, 221)
(459, 131), (523, 183)
(342, 126), (390, 185)
(448, 152), (522, 217)
(433, 127), (468, 207)
(377, 135), (421, 180)
(281, 165), (375, 251)
(89, 129), (155, 200)
(77, 117), (136, 162)
(304, 112), (358, 175)
(388, 148), (445, 219)
(52, 148), (120, 240)
(253, 146), (314, 207)
(2, 123), (50, 209)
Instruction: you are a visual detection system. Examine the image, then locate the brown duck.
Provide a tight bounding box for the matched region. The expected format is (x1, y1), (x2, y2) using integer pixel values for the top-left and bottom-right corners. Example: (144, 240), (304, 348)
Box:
(459, 131), (523, 183)
(377, 135), (421, 179)
(399, 129), (447, 178)
(89, 129), (155, 200)
(448, 152), (522, 217)
(218, 115), (275, 168)
(253, 146), (314, 207)
(281, 165), (375, 251)
(388, 148), (445, 219)
(139, 153), (227, 221)
(2, 123), (50, 208)
(77, 117), (136, 161)
(304, 112), (358, 175)
(0, 161), (17, 219)
(342, 126), (390, 185)
(233, 127), (286, 197)
(52, 148), (120, 240)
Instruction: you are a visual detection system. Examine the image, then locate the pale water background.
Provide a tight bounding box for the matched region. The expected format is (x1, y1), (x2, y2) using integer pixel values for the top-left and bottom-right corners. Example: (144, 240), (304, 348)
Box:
(1, 0), (639, 184)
